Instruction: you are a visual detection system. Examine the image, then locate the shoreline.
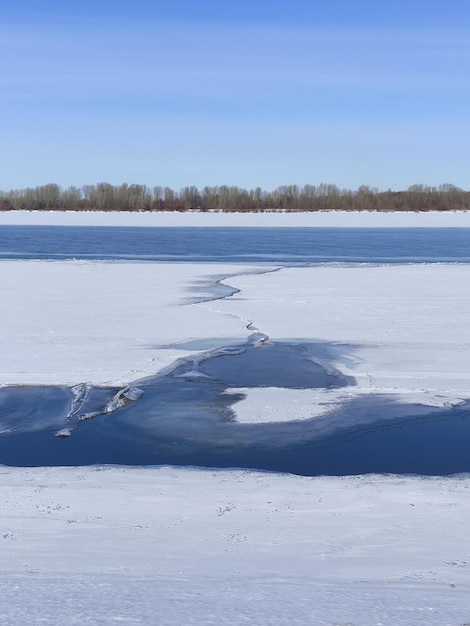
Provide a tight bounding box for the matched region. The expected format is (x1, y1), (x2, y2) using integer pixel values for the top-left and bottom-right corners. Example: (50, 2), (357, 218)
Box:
(2, 465), (469, 624)
(1, 208), (470, 227)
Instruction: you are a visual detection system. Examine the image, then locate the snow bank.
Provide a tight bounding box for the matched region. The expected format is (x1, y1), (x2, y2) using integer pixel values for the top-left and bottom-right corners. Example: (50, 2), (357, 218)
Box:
(1, 208), (470, 227)
(1, 465), (469, 625)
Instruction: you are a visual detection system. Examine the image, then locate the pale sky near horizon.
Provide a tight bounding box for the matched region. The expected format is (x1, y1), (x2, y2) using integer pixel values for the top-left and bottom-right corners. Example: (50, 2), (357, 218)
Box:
(1, 0), (469, 192)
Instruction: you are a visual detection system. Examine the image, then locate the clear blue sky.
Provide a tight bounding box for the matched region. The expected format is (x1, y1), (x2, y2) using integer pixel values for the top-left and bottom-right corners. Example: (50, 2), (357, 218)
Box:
(1, 0), (469, 191)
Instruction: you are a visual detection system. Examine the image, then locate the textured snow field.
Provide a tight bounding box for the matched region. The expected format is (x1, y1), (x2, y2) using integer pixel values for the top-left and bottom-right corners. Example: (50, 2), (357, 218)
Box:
(1, 211), (470, 625)
(1, 466), (470, 626)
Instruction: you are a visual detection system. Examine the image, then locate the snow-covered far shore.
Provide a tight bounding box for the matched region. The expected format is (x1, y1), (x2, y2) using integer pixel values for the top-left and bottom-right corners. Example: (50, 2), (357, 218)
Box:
(1, 208), (470, 227)
(1, 465), (470, 625)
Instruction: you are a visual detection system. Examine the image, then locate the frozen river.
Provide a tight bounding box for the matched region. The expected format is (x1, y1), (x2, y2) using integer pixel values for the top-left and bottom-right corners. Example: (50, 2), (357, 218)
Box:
(1, 223), (470, 473)
(1, 213), (470, 625)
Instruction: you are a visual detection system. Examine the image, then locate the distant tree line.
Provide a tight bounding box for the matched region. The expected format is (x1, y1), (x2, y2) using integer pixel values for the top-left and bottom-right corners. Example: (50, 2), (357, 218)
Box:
(0, 182), (469, 212)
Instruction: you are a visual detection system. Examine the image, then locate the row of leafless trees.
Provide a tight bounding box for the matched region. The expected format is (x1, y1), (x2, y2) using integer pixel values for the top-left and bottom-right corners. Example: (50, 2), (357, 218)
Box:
(1, 182), (469, 212)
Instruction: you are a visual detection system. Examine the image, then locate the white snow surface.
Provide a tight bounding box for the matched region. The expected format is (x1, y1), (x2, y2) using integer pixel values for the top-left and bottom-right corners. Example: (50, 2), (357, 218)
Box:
(0, 465), (469, 625)
(2, 215), (470, 624)
(0, 260), (255, 386)
(2, 208), (470, 227)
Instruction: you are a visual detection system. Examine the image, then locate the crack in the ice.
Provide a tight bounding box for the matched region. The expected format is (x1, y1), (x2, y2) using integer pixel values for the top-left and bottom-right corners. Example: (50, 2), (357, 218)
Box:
(54, 267), (281, 438)
(189, 267), (280, 349)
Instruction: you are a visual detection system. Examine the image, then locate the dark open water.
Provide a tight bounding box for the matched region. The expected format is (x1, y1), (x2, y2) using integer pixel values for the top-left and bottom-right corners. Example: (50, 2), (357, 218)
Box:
(1, 224), (470, 475)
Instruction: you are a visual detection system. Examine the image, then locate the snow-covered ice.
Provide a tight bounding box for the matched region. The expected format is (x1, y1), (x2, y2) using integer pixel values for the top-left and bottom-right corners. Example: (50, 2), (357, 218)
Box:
(0, 260), (255, 386)
(1, 211), (470, 624)
(215, 263), (470, 423)
(2, 260), (468, 421)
